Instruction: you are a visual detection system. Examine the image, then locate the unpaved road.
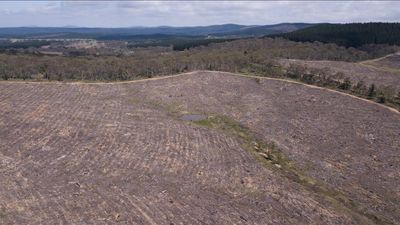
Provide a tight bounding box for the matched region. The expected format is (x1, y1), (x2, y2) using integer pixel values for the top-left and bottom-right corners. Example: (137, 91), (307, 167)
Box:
(279, 58), (400, 91)
(361, 52), (400, 72)
(1, 71), (399, 224)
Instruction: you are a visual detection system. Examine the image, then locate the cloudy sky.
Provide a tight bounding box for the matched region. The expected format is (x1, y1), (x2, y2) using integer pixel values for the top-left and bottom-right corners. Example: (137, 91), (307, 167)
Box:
(1, 1), (399, 27)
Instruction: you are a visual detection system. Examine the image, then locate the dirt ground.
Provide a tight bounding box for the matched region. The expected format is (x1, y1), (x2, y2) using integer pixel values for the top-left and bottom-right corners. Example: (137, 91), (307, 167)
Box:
(1, 71), (399, 224)
(364, 53), (400, 71)
(279, 59), (400, 91)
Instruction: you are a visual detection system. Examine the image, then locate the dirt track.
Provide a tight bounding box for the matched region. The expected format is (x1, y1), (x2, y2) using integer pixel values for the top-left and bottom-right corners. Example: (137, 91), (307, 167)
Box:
(361, 52), (400, 72)
(279, 59), (400, 91)
(1, 71), (399, 224)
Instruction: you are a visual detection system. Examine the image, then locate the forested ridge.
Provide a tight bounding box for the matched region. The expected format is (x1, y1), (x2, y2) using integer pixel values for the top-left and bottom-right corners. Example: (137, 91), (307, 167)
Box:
(0, 37), (397, 89)
(0, 38), (397, 81)
(275, 23), (400, 47)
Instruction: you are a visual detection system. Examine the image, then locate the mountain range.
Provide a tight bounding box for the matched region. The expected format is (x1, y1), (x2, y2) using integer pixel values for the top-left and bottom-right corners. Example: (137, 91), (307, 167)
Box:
(0, 23), (314, 39)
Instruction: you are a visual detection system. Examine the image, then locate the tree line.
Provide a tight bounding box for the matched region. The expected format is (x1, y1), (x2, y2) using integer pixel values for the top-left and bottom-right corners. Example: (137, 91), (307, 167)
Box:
(275, 23), (400, 47)
(0, 37), (399, 110)
(1, 37), (398, 81)
(281, 64), (400, 110)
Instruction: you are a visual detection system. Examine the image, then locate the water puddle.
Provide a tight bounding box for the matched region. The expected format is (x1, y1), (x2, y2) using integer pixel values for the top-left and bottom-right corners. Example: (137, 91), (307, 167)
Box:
(180, 114), (207, 122)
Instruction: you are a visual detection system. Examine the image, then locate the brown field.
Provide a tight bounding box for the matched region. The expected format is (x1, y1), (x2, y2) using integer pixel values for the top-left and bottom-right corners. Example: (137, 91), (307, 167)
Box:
(363, 53), (400, 72)
(279, 58), (400, 91)
(1, 71), (399, 224)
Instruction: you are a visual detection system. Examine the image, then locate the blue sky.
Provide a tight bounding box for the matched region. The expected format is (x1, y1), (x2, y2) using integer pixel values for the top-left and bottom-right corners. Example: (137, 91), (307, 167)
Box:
(1, 1), (399, 27)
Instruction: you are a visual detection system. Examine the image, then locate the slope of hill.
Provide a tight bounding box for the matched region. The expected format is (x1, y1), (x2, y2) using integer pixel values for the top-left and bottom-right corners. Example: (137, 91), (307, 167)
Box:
(1, 71), (399, 224)
(274, 23), (400, 47)
(278, 58), (400, 91)
(361, 52), (400, 72)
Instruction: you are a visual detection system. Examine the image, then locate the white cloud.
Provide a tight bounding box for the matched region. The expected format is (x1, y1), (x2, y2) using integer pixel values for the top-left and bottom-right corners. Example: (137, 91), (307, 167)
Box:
(0, 1), (399, 27)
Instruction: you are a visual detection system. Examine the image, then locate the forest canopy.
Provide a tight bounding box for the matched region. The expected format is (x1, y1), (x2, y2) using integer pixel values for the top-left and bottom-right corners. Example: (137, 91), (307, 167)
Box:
(274, 23), (400, 47)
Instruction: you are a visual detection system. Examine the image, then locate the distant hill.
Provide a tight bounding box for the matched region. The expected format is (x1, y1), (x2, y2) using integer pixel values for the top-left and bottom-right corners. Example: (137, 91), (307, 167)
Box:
(209, 23), (314, 37)
(273, 23), (400, 47)
(0, 23), (314, 40)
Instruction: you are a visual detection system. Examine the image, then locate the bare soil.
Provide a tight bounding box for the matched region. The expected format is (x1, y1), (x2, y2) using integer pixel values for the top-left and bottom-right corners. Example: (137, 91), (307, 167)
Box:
(279, 59), (400, 91)
(1, 71), (399, 224)
(363, 53), (400, 71)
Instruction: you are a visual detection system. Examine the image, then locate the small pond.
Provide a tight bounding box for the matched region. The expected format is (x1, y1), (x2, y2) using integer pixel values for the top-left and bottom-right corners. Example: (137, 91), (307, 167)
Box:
(180, 114), (207, 122)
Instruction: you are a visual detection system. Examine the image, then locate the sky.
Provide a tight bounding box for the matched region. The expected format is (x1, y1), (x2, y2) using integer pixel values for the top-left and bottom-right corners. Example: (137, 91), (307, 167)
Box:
(0, 1), (399, 27)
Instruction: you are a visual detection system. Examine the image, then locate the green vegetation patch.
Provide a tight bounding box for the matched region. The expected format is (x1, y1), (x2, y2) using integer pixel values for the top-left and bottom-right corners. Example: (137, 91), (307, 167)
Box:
(193, 115), (321, 186)
(192, 114), (390, 225)
(194, 115), (293, 171)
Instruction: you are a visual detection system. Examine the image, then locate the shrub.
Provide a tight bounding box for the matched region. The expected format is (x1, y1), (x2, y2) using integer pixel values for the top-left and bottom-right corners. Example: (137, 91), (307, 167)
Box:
(377, 91), (386, 103)
(339, 78), (352, 90)
(353, 80), (367, 95)
(394, 91), (400, 104)
(367, 84), (376, 98)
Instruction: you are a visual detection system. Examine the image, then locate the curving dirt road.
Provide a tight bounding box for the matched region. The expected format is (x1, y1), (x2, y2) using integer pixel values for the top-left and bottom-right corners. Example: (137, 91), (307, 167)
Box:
(279, 58), (400, 91)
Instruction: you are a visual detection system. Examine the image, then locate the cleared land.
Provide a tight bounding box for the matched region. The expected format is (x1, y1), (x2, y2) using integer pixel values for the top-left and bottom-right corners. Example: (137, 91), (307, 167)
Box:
(1, 71), (399, 224)
(362, 52), (400, 72)
(279, 58), (400, 91)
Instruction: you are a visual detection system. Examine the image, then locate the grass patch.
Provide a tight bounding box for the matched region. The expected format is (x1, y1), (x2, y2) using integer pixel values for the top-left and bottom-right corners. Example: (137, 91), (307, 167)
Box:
(194, 115), (305, 177)
(192, 114), (389, 225)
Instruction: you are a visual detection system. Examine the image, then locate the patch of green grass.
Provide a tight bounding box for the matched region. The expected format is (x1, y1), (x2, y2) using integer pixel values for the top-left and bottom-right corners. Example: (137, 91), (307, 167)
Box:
(194, 115), (296, 173)
(193, 118), (213, 127)
(192, 114), (388, 225)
